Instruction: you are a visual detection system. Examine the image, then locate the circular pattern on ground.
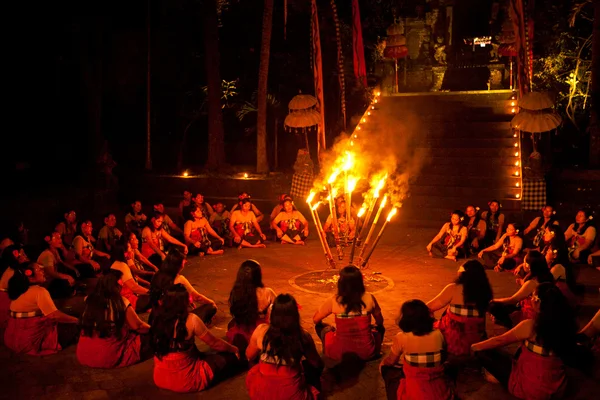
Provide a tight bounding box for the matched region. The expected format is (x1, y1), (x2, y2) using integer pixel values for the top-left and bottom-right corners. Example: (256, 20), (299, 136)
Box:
(289, 270), (394, 295)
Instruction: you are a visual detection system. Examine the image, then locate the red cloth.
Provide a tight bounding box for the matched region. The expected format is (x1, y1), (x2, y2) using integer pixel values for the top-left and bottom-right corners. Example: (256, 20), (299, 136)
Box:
(509, 344), (567, 400)
(397, 363), (454, 400)
(76, 328), (142, 368)
(310, 0), (326, 153)
(153, 350), (214, 393)
(518, 297), (537, 321)
(351, 0), (367, 87)
(4, 316), (60, 356)
(0, 291), (9, 332)
(246, 362), (320, 400)
(324, 315), (381, 361)
(120, 283), (138, 311)
(226, 317), (267, 348)
(435, 310), (486, 356)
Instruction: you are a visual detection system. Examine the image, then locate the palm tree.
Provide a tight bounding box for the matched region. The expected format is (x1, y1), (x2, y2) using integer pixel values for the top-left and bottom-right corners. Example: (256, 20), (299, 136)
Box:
(256, 0), (274, 173)
(590, 0), (600, 166)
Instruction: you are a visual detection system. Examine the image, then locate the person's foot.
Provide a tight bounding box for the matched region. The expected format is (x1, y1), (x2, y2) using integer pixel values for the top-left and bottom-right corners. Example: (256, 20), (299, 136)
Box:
(281, 240), (288, 245)
(210, 250), (224, 255)
(294, 241), (305, 246)
(494, 265), (504, 272)
(445, 255), (456, 261)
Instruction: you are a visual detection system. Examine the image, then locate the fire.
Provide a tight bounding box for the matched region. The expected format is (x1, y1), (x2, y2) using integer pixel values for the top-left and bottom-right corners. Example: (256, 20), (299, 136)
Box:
(328, 170), (340, 184)
(357, 206), (366, 218)
(379, 195), (388, 208)
(386, 207), (398, 221)
(347, 176), (358, 192)
(342, 152), (354, 171)
(311, 202), (320, 211)
(306, 191), (315, 204)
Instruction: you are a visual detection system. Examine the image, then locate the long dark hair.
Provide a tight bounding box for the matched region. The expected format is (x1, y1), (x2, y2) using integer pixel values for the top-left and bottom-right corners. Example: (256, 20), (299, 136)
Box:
(149, 212), (164, 232)
(7, 262), (36, 300)
(538, 205), (557, 228)
(543, 225), (576, 290)
(524, 250), (554, 284)
(187, 203), (201, 222)
(262, 294), (309, 366)
(573, 209), (594, 234)
(398, 299), (435, 336)
(149, 249), (185, 308)
(80, 271), (126, 339)
(485, 200), (502, 226)
(456, 260), (493, 315)
(449, 210), (465, 229)
(229, 260), (264, 326)
(534, 282), (577, 358)
(151, 284), (191, 359)
(110, 240), (128, 263)
(466, 205), (481, 229)
(337, 265), (366, 314)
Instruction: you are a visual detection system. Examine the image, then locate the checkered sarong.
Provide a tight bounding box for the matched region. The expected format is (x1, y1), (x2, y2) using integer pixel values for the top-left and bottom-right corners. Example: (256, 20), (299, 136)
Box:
(404, 351), (443, 367)
(525, 340), (554, 357)
(335, 312), (368, 318)
(522, 179), (546, 211)
(449, 304), (481, 317)
(290, 173), (313, 200)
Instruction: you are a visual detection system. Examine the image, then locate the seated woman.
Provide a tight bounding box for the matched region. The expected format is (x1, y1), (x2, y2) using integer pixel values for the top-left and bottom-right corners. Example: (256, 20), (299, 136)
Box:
(480, 200), (505, 248)
(464, 205), (486, 255)
(73, 220), (110, 274)
(127, 232), (159, 272)
(323, 197), (355, 248)
(0, 244), (27, 331)
(488, 250), (554, 328)
(154, 203), (184, 237)
(178, 190), (193, 221)
(478, 223), (523, 271)
(427, 210), (468, 261)
(231, 192), (264, 223)
(55, 210), (78, 259)
(227, 260), (276, 353)
(141, 212), (188, 267)
(472, 283), (577, 400)
(540, 225), (578, 307)
(77, 271), (150, 368)
(246, 294), (323, 400)
(192, 193), (214, 219)
(427, 260), (493, 357)
(149, 249), (217, 325)
(523, 205), (559, 249)
(151, 284), (239, 393)
(380, 300), (454, 400)
(313, 265), (384, 361)
(4, 262), (79, 355)
(37, 232), (79, 299)
(184, 203), (225, 256)
(564, 209), (596, 263)
(97, 213), (123, 253)
(229, 198), (267, 249)
(125, 200), (147, 240)
(209, 202), (233, 246)
(269, 194), (288, 225)
(125, 246), (154, 288)
(110, 242), (150, 313)
(271, 197), (309, 245)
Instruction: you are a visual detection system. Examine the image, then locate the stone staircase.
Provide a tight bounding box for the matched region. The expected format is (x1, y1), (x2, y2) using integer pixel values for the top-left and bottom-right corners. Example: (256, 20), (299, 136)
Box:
(377, 91), (522, 228)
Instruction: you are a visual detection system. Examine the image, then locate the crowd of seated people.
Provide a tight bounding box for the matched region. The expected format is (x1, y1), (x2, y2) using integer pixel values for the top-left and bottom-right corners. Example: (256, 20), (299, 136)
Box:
(0, 193), (599, 400)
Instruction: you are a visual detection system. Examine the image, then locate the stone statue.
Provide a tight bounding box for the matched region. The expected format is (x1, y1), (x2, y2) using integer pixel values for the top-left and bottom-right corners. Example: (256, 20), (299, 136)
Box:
(489, 35), (500, 62)
(433, 36), (447, 65)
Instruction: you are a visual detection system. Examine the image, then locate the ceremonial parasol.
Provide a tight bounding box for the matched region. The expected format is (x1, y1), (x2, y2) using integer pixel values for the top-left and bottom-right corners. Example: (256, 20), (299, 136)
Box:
(284, 94), (321, 152)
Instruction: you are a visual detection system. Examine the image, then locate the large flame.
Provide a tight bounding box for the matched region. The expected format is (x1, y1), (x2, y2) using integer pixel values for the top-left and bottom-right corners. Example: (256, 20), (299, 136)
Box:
(386, 207), (398, 222)
(357, 206), (366, 218)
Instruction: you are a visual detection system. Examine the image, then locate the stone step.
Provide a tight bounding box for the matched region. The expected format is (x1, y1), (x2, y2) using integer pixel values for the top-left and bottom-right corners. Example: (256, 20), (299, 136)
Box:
(409, 185), (520, 199)
(420, 162), (521, 178)
(422, 155), (522, 168)
(403, 194), (521, 210)
(421, 137), (518, 148)
(421, 147), (521, 158)
(411, 173), (519, 188)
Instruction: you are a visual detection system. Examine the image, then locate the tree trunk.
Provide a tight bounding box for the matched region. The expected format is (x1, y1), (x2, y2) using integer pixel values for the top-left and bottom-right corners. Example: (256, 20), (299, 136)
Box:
(590, 0), (600, 167)
(145, 0), (152, 170)
(256, 0), (274, 174)
(203, 0), (226, 171)
(331, 0), (346, 131)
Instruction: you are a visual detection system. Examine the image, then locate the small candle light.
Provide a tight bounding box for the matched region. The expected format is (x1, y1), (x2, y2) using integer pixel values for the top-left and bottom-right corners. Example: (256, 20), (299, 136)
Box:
(515, 161), (520, 166)
(516, 183), (520, 187)
(516, 194), (521, 199)
(367, 111), (371, 116)
(362, 118), (367, 123)
(374, 99), (378, 103)
(515, 171), (520, 176)
(511, 101), (516, 106)
(515, 152), (519, 157)
(183, 171), (189, 177)
(371, 106), (375, 110)
(513, 133), (518, 137)
(243, 173), (249, 179)
(376, 91), (381, 96)
(357, 126), (362, 130)
(514, 143), (519, 147)
(511, 108), (516, 113)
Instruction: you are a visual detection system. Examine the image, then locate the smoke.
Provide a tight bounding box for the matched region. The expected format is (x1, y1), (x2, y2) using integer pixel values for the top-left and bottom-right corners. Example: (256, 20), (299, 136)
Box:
(311, 95), (429, 209)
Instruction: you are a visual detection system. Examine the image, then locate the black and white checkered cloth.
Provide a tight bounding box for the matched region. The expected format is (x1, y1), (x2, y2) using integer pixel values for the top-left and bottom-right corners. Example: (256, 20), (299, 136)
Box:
(404, 351), (443, 367)
(522, 179), (546, 211)
(525, 340), (554, 357)
(290, 172), (314, 200)
(449, 304), (481, 317)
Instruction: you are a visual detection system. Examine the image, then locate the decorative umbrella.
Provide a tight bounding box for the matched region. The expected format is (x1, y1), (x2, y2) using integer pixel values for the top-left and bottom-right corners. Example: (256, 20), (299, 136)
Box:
(517, 91), (555, 111)
(288, 94), (317, 111)
(284, 109), (321, 153)
(384, 21), (408, 93)
(511, 110), (562, 133)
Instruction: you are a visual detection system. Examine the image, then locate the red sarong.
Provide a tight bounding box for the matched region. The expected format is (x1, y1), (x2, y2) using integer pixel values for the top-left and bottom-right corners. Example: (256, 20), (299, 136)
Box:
(397, 363), (454, 400)
(153, 350), (214, 393)
(4, 315), (60, 356)
(76, 328), (142, 368)
(435, 310), (486, 356)
(226, 317), (267, 349)
(324, 315), (381, 361)
(246, 362), (320, 400)
(508, 345), (567, 400)
(0, 291), (9, 332)
(518, 297), (537, 321)
(120, 283), (138, 310)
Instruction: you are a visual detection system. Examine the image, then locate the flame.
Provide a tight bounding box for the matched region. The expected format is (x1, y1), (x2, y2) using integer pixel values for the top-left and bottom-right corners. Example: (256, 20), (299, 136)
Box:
(311, 202), (320, 211)
(347, 176), (358, 192)
(328, 170), (340, 184)
(386, 207), (398, 222)
(342, 152), (354, 171)
(306, 192), (315, 204)
(357, 207), (366, 218)
(373, 175), (388, 198)
(380, 195), (388, 208)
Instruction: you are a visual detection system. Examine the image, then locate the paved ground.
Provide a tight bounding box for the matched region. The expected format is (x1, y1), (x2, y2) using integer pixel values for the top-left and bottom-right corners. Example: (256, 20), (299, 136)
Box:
(1, 227), (599, 399)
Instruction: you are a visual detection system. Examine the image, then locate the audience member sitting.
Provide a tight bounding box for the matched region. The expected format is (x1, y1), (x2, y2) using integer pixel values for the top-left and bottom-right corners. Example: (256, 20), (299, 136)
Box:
(178, 190), (193, 221)
(230, 198), (267, 249)
(231, 192), (264, 223)
(480, 200), (505, 247)
(488, 250), (554, 328)
(227, 260), (276, 355)
(37, 232), (80, 298)
(110, 242), (151, 313)
(4, 262), (79, 355)
(313, 265), (384, 361)
(55, 210), (78, 252)
(565, 209), (596, 264)
(73, 220), (110, 274)
(97, 213), (123, 253)
(427, 260), (493, 357)
(77, 271), (151, 368)
(269, 193), (288, 225)
(478, 223), (523, 271)
(271, 196), (309, 245)
(472, 283), (578, 400)
(125, 200), (147, 240)
(151, 284), (239, 393)
(127, 232), (158, 272)
(141, 212), (188, 267)
(192, 193), (214, 219)
(523, 205), (559, 249)
(427, 210), (468, 261)
(246, 294), (323, 400)
(154, 203), (183, 237)
(380, 299), (455, 400)
(540, 225), (578, 307)
(184, 203), (225, 256)
(209, 202), (233, 246)
(464, 205), (486, 255)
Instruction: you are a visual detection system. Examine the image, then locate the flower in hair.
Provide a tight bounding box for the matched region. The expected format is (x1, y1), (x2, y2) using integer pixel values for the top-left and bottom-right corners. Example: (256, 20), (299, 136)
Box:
(552, 211), (556, 215)
(24, 269), (33, 277)
(460, 217), (464, 221)
(475, 207), (480, 211)
(589, 216), (594, 220)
